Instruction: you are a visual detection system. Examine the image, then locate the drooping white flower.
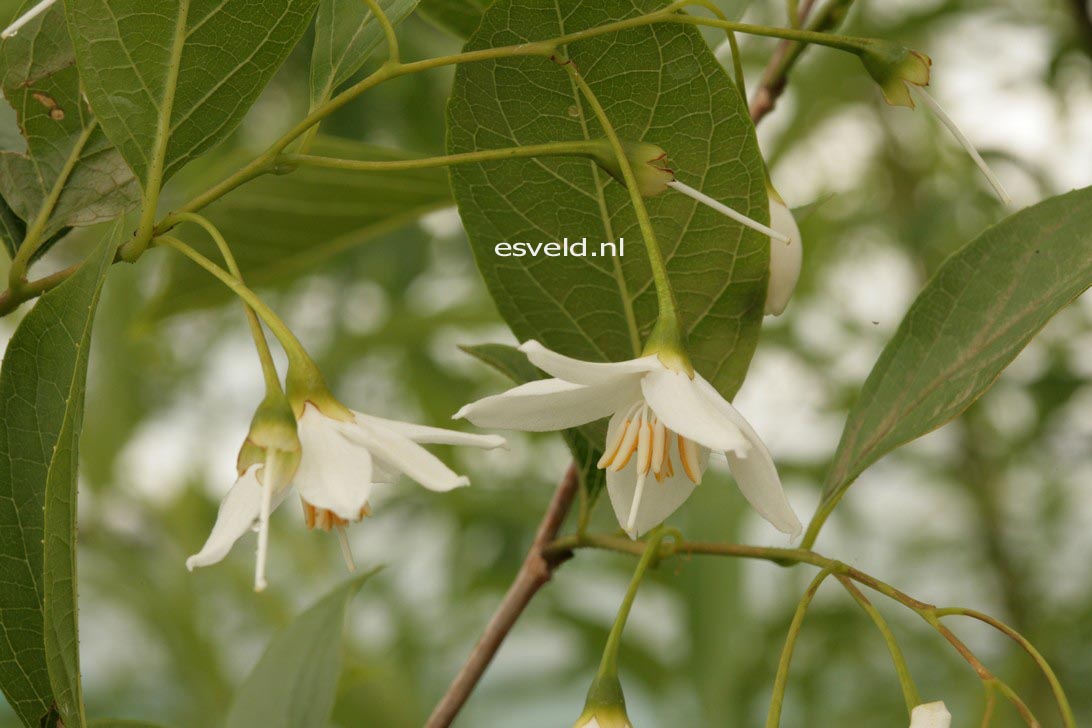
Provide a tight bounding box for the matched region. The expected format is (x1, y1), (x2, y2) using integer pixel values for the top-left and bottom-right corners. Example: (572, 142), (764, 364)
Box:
(909, 701), (951, 728)
(188, 401), (505, 585)
(455, 341), (801, 538)
(765, 187), (802, 316)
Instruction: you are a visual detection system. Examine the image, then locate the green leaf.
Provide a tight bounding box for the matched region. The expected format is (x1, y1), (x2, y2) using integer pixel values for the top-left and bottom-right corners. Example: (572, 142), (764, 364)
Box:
(149, 136), (452, 316)
(66, 0), (321, 188)
(310, 0), (419, 107)
(0, 224), (119, 727)
(0, 194), (23, 259)
(416, 0), (488, 37)
(0, 2), (137, 241)
(821, 187), (1092, 508)
(447, 0), (769, 400)
(225, 570), (379, 728)
(460, 343), (606, 499)
(88, 720), (168, 728)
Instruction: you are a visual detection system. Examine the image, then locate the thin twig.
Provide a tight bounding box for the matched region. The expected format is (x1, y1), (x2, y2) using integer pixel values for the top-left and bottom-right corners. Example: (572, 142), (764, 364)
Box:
(425, 463), (580, 728)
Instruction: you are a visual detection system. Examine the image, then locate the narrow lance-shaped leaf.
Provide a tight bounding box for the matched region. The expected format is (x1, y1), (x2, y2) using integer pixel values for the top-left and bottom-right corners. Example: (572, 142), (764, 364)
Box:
(66, 0), (321, 188)
(310, 0), (419, 108)
(149, 136), (452, 317)
(225, 570), (380, 728)
(0, 225), (119, 727)
(447, 0), (769, 401)
(821, 186), (1092, 509)
(0, 1), (137, 244)
(461, 342), (607, 498)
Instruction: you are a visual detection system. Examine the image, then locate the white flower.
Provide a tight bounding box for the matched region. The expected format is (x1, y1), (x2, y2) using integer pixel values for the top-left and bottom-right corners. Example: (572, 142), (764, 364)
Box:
(765, 193), (802, 316)
(187, 404), (505, 582)
(455, 341), (801, 538)
(576, 716), (632, 728)
(909, 701), (951, 728)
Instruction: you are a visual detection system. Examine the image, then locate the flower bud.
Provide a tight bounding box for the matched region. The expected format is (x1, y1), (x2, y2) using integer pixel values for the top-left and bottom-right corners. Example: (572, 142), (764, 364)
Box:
(764, 185), (802, 316)
(909, 701), (951, 728)
(858, 42), (932, 108)
(573, 674), (633, 728)
(592, 140), (674, 197)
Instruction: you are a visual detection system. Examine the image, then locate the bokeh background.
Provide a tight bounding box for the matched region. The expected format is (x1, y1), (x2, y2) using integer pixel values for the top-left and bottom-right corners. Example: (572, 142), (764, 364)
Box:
(1, 0), (1090, 726)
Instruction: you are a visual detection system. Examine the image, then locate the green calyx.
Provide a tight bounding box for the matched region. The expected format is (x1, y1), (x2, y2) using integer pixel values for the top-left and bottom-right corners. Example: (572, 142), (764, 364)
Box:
(285, 354), (352, 421)
(641, 316), (694, 377)
(592, 139), (675, 197)
(573, 674), (632, 728)
(857, 41), (932, 108)
(237, 390), (302, 476)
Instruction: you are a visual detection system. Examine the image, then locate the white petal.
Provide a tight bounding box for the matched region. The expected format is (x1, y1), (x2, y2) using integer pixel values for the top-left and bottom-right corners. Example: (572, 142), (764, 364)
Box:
(294, 405), (373, 520)
(338, 418), (468, 492)
(606, 438), (707, 538)
(641, 369), (749, 454)
(454, 376), (639, 431)
(352, 411), (506, 449)
(765, 198), (802, 316)
(187, 465), (265, 570)
(518, 340), (660, 384)
(909, 702), (951, 728)
(691, 376), (802, 537)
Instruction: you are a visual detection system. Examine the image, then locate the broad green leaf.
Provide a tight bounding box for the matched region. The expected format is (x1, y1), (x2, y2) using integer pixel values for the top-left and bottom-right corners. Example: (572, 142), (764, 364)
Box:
(0, 2), (137, 241)
(0, 224), (119, 727)
(310, 0), (419, 107)
(821, 187), (1092, 508)
(447, 0), (769, 401)
(66, 0), (321, 188)
(417, 0), (488, 37)
(150, 136), (452, 316)
(225, 570), (379, 728)
(461, 343), (606, 499)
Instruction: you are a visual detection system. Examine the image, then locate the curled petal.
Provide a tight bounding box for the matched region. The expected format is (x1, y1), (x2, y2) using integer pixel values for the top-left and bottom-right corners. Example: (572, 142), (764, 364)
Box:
(187, 465), (264, 571)
(693, 376), (802, 537)
(518, 340), (660, 384)
(294, 405), (373, 520)
(454, 376), (640, 431)
(339, 418), (469, 492)
(641, 369), (749, 454)
(765, 197), (802, 316)
(606, 438), (707, 538)
(352, 411), (506, 449)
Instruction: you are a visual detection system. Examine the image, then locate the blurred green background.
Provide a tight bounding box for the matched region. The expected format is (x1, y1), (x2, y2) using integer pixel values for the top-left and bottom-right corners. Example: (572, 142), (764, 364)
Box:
(1, 0), (1090, 726)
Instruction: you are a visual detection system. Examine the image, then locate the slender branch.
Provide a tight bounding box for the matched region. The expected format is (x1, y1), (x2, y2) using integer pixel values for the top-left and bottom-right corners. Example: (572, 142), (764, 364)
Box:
(425, 463), (580, 728)
(766, 568), (833, 728)
(363, 0), (400, 64)
(836, 575), (920, 713)
(281, 140), (606, 172)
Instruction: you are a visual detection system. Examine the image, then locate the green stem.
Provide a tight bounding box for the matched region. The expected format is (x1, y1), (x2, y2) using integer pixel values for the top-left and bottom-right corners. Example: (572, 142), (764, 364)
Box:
(171, 213), (281, 394)
(363, 0), (400, 64)
(836, 575), (921, 713)
(558, 59), (688, 365)
(281, 140), (607, 172)
(934, 607), (1075, 728)
(670, 14), (866, 54)
(787, 0), (801, 28)
(8, 122), (97, 288)
(766, 568), (833, 728)
(125, 0), (191, 262)
(679, 0), (748, 100)
(154, 236), (311, 366)
(597, 528), (668, 677)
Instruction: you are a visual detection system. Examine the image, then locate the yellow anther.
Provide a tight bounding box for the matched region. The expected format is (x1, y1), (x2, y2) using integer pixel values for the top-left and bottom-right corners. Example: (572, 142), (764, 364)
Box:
(598, 417), (630, 468)
(678, 435), (702, 484)
(637, 420), (652, 475)
(651, 418), (666, 474)
(610, 415), (642, 471)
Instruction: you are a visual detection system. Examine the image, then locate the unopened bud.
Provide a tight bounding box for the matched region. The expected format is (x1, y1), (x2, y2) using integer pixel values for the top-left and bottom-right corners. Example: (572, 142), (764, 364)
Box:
(858, 42), (932, 108)
(909, 701), (951, 728)
(593, 140), (674, 197)
(573, 674), (633, 728)
(764, 185), (802, 316)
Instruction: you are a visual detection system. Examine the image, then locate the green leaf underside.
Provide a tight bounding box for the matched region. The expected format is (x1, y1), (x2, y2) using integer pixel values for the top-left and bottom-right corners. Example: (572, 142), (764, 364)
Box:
(225, 571), (378, 728)
(310, 0), (419, 107)
(0, 225), (119, 727)
(66, 0), (320, 188)
(447, 0), (769, 402)
(417, 0), (490, 38)
(150, 136), (452, 317)
(462, 342), (607, 498)
(0, 2), (137, 241)
(822, 186), (1092, 505)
